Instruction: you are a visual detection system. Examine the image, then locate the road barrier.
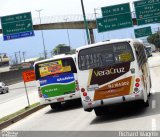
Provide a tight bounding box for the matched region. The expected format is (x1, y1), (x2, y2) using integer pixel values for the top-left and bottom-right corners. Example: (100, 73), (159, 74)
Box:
(0, 68), (33, 85)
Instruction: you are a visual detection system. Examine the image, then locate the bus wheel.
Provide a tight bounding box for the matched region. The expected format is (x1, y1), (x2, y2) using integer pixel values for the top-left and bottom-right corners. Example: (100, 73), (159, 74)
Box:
(148, 92), (151, 97)
(143, 100), (149, 107)
(50, 103), (61, 110)
(149, 76), (152, 88)
(94, 108), (105, 116)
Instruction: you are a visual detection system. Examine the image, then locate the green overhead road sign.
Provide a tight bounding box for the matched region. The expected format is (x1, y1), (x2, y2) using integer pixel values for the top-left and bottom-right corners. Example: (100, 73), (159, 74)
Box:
(97, 13), (133, 32)
(1, 12), (34, 40)
(134, 26), (152, 38)
(97, 3), (133, 33)
(134, 0), (160, 25)
(101, 3), (131, 17)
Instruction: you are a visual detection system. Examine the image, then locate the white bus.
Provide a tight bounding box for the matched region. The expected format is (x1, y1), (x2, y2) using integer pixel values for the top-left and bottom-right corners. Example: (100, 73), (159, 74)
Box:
(34, 54), (80, 109)
(76, 39), (151, 116)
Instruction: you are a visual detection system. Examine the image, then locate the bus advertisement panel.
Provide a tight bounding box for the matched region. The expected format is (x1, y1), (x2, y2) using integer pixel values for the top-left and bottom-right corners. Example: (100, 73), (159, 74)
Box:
(39, 73), (76, 98)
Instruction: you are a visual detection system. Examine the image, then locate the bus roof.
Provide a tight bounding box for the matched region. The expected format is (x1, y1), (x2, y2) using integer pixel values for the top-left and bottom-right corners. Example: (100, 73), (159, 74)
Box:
(76, 39), (143, 51)
(34, 54), (76, 66)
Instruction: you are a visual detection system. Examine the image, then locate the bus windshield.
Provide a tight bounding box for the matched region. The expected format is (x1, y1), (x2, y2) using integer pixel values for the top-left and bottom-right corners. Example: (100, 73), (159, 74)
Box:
(78, 42), (134, 70)
(35, 57), (77, 80)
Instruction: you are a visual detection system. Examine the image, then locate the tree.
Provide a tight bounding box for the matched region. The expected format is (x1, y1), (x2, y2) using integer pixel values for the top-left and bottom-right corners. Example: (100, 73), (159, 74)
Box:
(53, 44), (67, 55)
(147, 32), (160, 50)
(52, 44), (76, 55)
(36, 57), (45, 61)
(70, 49), (76, 54)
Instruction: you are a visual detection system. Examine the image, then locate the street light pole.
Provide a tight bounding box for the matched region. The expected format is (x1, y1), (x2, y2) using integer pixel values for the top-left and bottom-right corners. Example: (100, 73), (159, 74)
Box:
(64, 18), (71, 50)
(36, 9), (47, 59)
(80, 0), (91, 45)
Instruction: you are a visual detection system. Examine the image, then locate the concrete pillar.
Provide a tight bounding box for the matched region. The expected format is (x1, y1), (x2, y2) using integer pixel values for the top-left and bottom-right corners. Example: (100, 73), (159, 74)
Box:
(89, 29), (95, 44)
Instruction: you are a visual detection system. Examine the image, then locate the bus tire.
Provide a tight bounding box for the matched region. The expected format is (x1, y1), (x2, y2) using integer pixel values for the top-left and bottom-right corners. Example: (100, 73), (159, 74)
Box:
(148, 92), (151, 97)
(147, 77), (152, 97)
(84, 108), (92, 112)
(143, 100), (149, 107)
(50, 103), (61, 110)
(94, 108), (105, 116)
(149, 76), (152, 88)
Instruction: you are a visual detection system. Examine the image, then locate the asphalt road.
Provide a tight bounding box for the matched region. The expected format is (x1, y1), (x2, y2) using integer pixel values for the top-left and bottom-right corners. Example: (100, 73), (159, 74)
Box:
(3, 53), (160, 131)
(0, 81), (38, 104)
(0, 81), (39, 118)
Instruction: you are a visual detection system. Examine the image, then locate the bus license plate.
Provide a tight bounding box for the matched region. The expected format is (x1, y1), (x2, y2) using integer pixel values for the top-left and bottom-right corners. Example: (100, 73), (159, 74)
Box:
(57, 97), (64, 102)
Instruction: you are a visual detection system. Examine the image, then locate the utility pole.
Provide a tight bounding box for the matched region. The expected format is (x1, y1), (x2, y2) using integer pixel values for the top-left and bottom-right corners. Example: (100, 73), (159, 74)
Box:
(80, 0), (91, 44)
(64, 18), (71, 50)
(22, 52), (26, 62)
(14, 52), (18, 64)
(50, 51), (53, 57)
(45, 50), (48, 58)
(18, 51), (22, 63)
(36, 9), (47, 59)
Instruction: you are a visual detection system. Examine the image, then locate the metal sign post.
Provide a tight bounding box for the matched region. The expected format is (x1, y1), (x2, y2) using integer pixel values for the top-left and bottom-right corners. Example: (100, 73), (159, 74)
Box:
(22, 70), (36, 107)
(24, 82), (30, 107)
(80, 0), (91, 44)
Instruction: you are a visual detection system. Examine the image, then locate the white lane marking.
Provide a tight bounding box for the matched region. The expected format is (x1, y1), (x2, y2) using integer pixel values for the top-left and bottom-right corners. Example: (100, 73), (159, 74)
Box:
(152, 118), (156, 131)
(152, 100), (156, 109)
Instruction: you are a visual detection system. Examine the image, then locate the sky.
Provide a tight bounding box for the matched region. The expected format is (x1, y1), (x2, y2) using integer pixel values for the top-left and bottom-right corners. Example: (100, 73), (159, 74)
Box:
(0, 0), (136, 17)
(0, 0), (159, 62)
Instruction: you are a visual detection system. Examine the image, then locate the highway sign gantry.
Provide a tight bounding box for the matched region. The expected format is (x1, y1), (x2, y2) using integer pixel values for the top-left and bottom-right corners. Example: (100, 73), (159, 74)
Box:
(97, 3), (133, 33)
(1, 12), (34, 41)
(134, 0), (160, 25)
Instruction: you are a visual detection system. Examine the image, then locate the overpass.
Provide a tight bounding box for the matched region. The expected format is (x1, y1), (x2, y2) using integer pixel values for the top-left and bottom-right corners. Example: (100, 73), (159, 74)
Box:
(0, 13), (137, 44)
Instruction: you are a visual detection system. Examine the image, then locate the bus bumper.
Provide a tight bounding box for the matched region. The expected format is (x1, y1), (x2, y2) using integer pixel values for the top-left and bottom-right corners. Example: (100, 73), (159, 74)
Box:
(82, 91), (144, 111)
(39, 91), (80, 105)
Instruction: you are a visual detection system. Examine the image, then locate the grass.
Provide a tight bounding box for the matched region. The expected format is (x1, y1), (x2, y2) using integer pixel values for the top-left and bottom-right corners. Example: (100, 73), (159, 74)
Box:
(0, 102), (40, 124)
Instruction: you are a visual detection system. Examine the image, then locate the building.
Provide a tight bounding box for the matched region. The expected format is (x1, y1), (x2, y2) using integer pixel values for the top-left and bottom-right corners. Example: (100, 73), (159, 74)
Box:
(0, 53), (10, 67)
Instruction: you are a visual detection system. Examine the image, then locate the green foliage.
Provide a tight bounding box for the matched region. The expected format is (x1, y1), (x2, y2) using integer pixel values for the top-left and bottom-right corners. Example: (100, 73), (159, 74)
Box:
(52, 44), (76, 55)
(147, 32), (160, 49)
(53, 44), (67, 55)
(70, 49), (76, 54)
(36, 57), (45, 61)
